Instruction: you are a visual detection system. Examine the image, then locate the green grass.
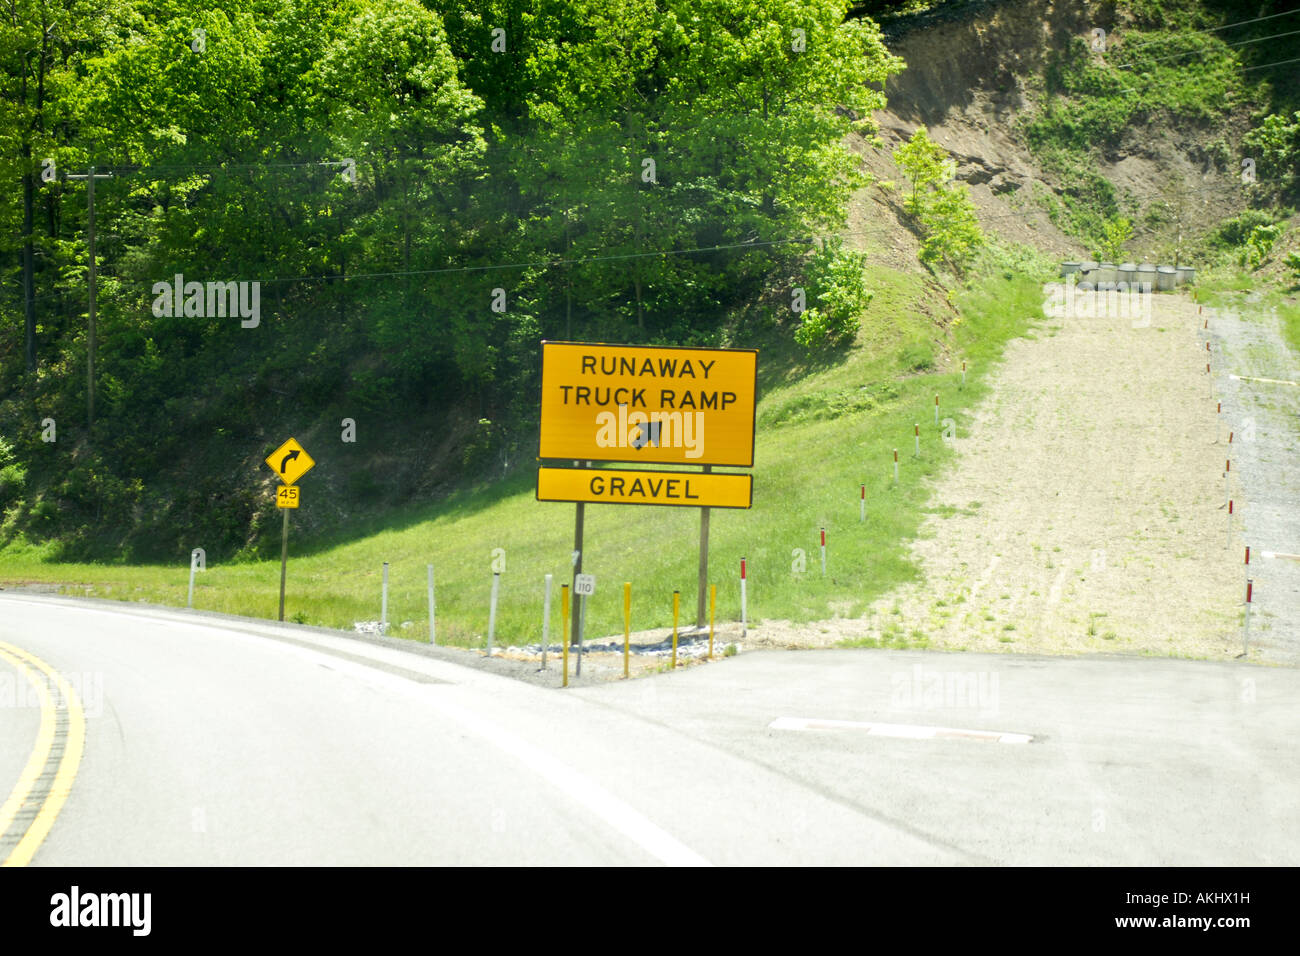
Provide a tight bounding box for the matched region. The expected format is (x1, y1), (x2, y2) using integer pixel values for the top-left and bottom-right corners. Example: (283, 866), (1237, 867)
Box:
(0, 260), (1045, 647)
(1196, 264), (1300, 355)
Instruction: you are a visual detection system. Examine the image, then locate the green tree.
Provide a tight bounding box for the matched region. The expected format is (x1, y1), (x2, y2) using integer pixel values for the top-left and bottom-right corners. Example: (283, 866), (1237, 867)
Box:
(1095, 215), (1133, 262)
(893, 127), (983, 269)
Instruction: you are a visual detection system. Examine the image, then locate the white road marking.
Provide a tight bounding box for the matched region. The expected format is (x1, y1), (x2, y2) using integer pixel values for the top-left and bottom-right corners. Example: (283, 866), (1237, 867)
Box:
(1261, 551), (1300, 562)
(770, 716), (1032, 745)
(244, 644), (715, 867)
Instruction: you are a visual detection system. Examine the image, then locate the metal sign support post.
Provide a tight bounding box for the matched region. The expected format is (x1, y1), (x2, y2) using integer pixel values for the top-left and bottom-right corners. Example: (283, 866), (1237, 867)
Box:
(278, 508), (290, 622)
(571, 462), (586, 651)
(696, 464), (712, 628)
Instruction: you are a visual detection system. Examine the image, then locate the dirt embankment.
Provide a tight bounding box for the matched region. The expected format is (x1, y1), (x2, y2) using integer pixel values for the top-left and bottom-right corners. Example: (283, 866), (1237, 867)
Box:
(861, 0), (1249, 262)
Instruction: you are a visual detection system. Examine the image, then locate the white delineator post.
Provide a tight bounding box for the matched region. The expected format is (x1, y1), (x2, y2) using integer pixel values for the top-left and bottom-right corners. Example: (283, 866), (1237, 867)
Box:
(914, 423), (920, 458)
(1227, 499), (1234, 550)
(1216, 401), (1221, 444)
(1242, 579), (1254, 656)
(1244, 547), (1250, 590)
(934, 394), (940, 425)
(487, 571), (500, 655)
(740, 557), (748, 639)
(860, 484), (866, 523)
(541, 573), (552, 669)
(427, 564), (436, 644)
(381, 561), (390, 633)
(187, 548), (204, 609)
(893, 449), (899, 484)
(820, 527), (827, 576)
(961, 361), (966, 388)
(1225, 459), (1231, 510)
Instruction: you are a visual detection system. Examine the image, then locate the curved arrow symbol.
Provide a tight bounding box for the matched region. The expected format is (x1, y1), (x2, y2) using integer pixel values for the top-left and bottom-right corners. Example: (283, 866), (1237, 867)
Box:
(279, 449), (300, 474)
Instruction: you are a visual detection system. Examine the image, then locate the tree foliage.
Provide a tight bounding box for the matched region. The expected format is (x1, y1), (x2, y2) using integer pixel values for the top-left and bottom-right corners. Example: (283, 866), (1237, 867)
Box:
(0, 0), (903, 558)
(893, 127), (983, 270)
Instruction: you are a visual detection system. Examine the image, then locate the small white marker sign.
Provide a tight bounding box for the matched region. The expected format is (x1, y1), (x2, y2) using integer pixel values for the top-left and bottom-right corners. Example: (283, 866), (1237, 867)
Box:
(574, 573), (597, 596)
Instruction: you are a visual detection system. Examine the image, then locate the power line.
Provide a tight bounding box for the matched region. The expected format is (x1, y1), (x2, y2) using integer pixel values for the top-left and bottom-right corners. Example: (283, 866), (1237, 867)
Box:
(7, 169), (1279, 300)
(1111, 27), (1300, 70)
(1119, 7), (1300, 54)
(1241, 55), (1300, 73)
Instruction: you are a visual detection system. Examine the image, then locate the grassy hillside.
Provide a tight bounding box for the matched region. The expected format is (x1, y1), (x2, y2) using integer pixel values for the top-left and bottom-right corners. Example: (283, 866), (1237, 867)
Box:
(0, 245), (1052, 644)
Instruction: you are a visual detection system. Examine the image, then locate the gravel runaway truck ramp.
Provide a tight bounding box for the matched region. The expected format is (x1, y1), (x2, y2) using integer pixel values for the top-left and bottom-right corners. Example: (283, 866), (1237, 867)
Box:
(753, 285), (1278, 660)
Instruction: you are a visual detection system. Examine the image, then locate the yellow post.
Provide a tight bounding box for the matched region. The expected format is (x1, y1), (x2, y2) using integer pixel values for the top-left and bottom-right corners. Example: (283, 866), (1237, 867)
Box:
(709, 584), (716, 659)
(672, 589), (680, 669)
(561, 584), (570, 688)
(623, 582), (631, 679)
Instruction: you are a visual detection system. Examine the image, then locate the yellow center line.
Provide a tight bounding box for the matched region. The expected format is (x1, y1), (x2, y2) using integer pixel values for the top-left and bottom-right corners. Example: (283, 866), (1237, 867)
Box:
(0, 641), (85, 867)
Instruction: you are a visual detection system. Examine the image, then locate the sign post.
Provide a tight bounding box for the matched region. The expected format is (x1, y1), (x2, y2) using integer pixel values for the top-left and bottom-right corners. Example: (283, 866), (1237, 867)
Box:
(264, 437), (315, 623)
(278, 509), (290, 621)
(697, 464), (712, 628)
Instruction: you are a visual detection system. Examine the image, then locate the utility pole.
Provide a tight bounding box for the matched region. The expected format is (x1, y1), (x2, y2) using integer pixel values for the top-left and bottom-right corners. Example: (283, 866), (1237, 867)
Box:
(65, 166), (113, 428)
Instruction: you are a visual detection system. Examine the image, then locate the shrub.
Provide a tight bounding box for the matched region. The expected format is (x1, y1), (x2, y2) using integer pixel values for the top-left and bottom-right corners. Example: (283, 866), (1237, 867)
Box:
(793, 242), (872, 349)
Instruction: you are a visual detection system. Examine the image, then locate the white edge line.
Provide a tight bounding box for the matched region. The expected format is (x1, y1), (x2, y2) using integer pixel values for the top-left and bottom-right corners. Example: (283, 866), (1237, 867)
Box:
(263, 652), (714, 868)
(770, 716), (1032, 745)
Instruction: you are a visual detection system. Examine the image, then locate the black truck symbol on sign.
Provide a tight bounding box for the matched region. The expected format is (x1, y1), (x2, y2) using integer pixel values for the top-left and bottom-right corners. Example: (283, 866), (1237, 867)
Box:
(629, 421), (661, 449)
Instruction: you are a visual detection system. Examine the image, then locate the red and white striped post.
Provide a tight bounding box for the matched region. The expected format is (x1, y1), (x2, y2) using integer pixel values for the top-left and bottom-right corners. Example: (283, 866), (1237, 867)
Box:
(1227, 499), (1234, 550)
(1244, 546), (1250, 588)
(740, 557), (747, 639)
(1242, 578), (1254, 656)
(859, 484), (866, 522)
(893, 448), (899, 483)
(820, 527), (827, 575)
(914, 423), (920, 458)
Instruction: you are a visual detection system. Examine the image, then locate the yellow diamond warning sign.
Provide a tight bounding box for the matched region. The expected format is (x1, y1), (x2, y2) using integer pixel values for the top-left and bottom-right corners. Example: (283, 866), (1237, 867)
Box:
(539, 342), (757, 467)
(265, 437), (315, 486)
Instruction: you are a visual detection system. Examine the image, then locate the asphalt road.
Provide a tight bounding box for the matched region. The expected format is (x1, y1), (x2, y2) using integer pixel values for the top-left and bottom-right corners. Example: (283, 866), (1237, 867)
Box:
(1, 594), (1295, 865)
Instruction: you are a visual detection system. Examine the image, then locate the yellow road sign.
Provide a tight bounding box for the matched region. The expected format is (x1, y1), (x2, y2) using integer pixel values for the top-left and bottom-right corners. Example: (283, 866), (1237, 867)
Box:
(537, 467), (752, 509)
(539, 342), (757, 467)
(275, 485), (300, 509)
(265, 437), (315, 486)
